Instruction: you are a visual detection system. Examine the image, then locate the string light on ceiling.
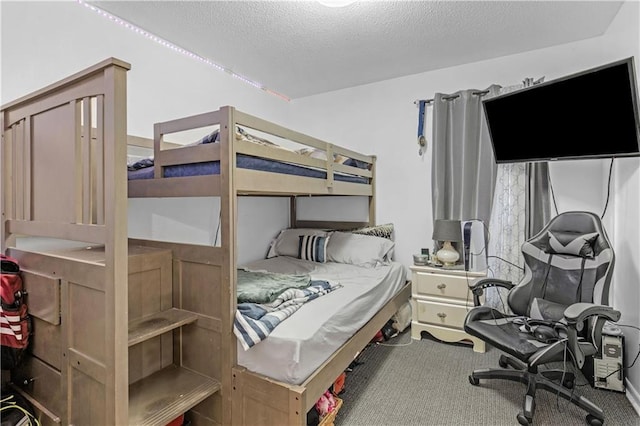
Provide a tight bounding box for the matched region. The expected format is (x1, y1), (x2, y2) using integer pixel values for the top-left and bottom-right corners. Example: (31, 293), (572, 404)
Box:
(77, 0), (291, 101)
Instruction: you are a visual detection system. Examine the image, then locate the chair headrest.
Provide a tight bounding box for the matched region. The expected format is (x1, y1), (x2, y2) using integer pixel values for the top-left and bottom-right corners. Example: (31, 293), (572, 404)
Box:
(528, 212), (611, 258)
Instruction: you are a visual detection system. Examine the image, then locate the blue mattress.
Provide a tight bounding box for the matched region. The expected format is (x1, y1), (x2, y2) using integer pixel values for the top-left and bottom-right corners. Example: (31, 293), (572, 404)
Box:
(127, 154), (369, 184)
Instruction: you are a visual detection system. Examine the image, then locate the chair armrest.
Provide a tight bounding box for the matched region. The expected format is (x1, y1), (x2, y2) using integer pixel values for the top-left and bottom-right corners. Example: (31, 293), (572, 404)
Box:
(563, 303), (621, 325)
(562, 303), (621, 369)
(469, 278), (515, 306)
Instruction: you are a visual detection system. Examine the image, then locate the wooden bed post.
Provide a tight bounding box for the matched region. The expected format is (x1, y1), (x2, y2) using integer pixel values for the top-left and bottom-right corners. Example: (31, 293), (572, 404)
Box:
(1, 110), (6, 251)
(290, 196), (297, 228)
(219, 105), (238, 426)
(102, 61), (131, 426)
(0, 111), (18, 249)
(369, 155), (377, 226)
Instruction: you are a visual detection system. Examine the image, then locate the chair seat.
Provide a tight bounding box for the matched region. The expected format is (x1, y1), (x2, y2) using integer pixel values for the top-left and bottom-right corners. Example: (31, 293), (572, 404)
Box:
(464, 307), (557, 364)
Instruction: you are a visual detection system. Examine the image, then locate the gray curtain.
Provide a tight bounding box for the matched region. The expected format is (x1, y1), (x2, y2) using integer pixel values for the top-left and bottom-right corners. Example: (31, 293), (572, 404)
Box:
(526, 162), (552, 238)
(431, 85), (501, 224)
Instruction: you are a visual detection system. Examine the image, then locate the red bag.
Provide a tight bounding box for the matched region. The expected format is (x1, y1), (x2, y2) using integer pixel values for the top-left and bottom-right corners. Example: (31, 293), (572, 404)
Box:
(1, 254), (30, 369)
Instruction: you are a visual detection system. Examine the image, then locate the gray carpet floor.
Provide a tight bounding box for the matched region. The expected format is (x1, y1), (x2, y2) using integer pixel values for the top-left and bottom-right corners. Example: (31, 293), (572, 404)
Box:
(335, 332), (639, 426)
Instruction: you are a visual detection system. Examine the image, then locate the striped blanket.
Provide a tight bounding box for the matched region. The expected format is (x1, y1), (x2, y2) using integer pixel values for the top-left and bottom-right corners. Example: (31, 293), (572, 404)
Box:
(234, 280), (341, 350)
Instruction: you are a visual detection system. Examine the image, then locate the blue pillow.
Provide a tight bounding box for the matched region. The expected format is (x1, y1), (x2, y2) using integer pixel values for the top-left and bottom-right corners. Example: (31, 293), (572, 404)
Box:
(298, 235), (330, 263)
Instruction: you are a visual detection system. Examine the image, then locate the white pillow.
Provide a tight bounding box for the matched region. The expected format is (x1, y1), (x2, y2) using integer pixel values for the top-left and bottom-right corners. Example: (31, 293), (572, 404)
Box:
(267, 228), (329, 258)
(326, 231), (395, 267)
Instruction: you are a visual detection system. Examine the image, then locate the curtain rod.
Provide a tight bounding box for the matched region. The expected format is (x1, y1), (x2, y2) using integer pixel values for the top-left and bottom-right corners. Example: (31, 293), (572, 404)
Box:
(414, 76), (544, 105)
(413, 90), (489, 105)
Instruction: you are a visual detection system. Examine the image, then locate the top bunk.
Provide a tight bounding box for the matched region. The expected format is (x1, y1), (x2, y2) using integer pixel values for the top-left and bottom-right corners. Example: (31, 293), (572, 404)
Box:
(127, 107), (376, 198)
(2, 57), (375, 246)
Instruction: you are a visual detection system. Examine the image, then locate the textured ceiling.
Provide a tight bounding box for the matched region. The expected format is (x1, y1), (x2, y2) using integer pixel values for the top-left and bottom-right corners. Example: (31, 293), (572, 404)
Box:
(92, 1), (623, 99)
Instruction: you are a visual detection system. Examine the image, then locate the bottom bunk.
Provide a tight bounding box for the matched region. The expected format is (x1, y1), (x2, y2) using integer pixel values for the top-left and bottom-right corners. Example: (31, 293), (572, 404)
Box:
(231, 255), (411, 426)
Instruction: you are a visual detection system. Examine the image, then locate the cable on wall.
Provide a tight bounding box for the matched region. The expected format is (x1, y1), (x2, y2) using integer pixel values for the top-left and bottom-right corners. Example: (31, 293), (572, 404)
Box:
(601, 158), (614, 219)
(547, 169), (559, 216)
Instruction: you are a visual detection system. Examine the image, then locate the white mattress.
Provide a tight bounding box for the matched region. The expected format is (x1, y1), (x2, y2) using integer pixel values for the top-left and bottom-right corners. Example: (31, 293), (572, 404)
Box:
(236, 256), (407, 385)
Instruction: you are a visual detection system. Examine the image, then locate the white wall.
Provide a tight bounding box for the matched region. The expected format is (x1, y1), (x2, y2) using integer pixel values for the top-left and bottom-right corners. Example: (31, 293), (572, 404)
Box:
(2, 0), (640, 411)
(287, 0), (640, 410)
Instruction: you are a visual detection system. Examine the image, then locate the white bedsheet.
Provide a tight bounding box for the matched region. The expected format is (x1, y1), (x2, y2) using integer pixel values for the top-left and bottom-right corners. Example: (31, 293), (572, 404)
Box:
(236, 256), (407, 385)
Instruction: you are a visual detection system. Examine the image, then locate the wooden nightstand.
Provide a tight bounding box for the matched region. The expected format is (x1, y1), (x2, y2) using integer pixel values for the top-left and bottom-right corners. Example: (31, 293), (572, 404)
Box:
(410, 265), (486, 352)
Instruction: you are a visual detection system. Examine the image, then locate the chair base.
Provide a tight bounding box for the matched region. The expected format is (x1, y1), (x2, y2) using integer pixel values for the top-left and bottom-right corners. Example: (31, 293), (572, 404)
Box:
(469, 355), (604, 426)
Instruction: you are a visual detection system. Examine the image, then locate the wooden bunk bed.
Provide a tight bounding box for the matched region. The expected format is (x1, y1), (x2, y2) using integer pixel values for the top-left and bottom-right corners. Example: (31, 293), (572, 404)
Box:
(1, 57), (411, 426)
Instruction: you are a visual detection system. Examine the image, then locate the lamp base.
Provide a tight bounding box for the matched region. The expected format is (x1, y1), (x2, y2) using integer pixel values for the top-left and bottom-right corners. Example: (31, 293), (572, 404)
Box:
(436, 241), (460, 266)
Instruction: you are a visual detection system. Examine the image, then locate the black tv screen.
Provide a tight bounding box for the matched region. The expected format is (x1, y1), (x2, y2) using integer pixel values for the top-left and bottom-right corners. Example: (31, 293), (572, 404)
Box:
(483, 57), (640, 163)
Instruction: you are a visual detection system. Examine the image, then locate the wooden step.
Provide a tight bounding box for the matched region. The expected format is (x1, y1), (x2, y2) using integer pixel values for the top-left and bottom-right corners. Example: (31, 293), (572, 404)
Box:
(128, 308), (198, 347)
(128, 365), (220, 426)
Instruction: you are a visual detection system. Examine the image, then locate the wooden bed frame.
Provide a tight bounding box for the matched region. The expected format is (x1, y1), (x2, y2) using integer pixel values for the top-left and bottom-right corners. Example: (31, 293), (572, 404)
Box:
(1, 57), (411, 426)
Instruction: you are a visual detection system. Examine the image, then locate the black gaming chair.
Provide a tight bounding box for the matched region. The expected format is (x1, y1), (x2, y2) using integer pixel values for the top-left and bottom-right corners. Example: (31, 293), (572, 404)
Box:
(463, 211), (620, 426)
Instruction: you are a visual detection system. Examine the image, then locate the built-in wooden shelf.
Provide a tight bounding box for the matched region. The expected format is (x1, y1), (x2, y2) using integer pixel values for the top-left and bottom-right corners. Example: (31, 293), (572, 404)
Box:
(128, 308), (198, 347)
(128, 365), (220, 426)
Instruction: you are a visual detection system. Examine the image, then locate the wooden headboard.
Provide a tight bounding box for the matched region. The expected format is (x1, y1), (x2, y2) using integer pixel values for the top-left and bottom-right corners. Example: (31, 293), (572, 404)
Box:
(1, 58), (130, 247)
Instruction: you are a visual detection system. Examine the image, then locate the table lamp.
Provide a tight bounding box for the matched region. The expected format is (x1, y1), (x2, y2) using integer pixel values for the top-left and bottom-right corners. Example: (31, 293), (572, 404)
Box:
(432, 219), (462, 266)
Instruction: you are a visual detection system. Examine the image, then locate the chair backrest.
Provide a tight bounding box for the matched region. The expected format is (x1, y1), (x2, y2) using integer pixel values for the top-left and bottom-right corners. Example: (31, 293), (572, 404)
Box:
(507, 211), (615, 320)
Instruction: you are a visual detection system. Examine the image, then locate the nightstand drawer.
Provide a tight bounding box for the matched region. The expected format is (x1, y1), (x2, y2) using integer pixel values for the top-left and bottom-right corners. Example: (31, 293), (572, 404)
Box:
(414, 299), (472, 328)
(414, 272), (471, 301)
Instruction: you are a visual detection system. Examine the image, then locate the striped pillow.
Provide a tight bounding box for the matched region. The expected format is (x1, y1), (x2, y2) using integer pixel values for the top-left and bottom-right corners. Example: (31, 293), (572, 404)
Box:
(298, 235), (330, 263)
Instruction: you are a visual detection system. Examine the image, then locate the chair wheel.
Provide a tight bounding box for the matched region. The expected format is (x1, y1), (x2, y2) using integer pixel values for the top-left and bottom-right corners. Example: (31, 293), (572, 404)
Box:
(468, 375), (479, 386)
(517, 413), (531, 425)
(586, 414), (603, 426)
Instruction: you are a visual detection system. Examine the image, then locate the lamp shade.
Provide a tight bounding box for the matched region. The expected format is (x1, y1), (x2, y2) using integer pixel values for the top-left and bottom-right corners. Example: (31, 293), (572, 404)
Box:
(432, 219), (462, 242)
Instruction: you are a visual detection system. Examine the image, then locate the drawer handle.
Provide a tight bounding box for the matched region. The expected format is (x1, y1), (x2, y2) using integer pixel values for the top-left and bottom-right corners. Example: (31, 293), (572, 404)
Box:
(436, 283), (447, 290)
(437, 312), (447, 319)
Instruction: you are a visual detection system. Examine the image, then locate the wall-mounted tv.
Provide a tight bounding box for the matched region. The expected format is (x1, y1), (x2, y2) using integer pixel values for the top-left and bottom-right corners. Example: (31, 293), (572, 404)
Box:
(483, 57), (640, 163)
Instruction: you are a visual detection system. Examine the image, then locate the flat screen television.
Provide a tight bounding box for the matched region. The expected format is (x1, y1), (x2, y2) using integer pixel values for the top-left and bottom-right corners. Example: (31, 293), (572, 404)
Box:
(483, 57), (640, 163)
